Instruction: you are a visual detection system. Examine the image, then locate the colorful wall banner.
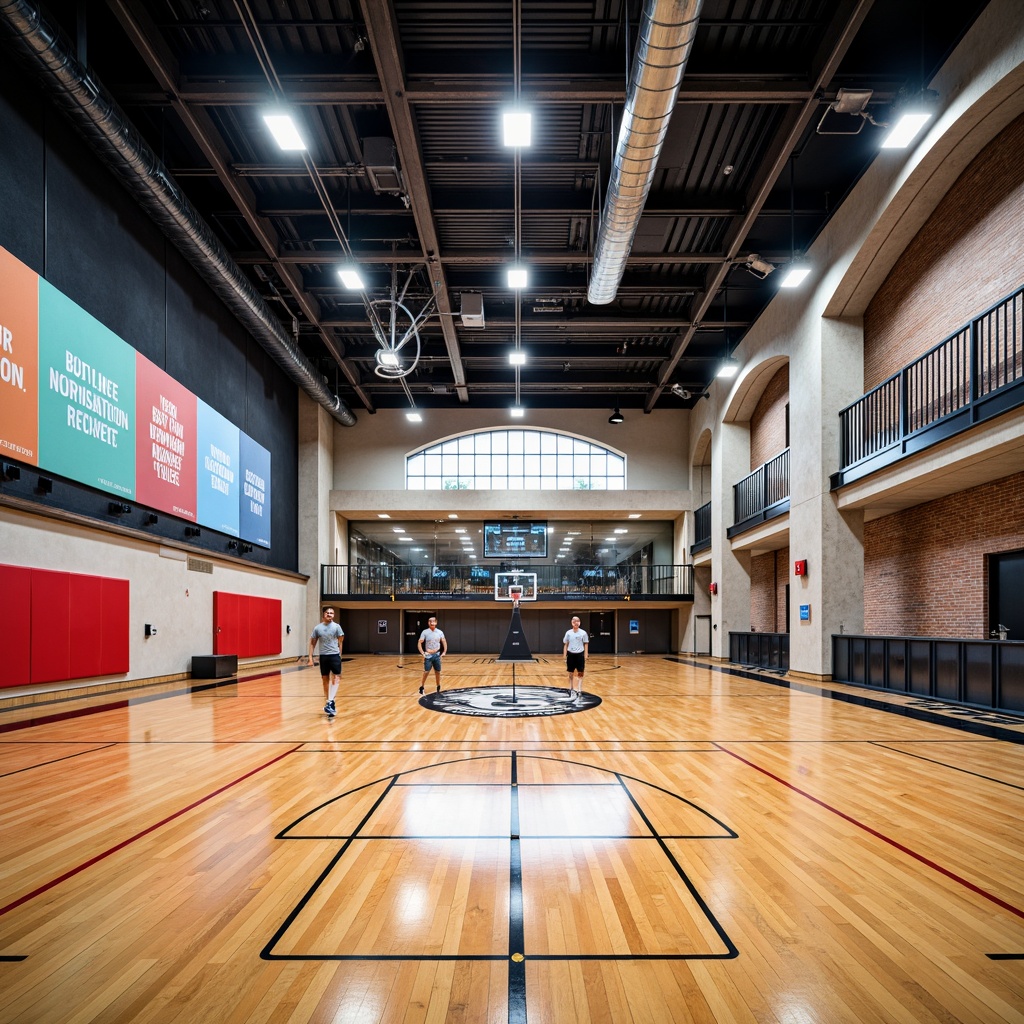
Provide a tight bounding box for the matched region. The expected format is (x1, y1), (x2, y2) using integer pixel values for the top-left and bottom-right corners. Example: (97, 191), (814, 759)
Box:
(239, 432), (272, 547)
(0, 245), (40, 465)
(38, 281), (136, 498)
(0, 243), (272, 547)
(196, 399), (240, 538)
(135, 354), (198, 521)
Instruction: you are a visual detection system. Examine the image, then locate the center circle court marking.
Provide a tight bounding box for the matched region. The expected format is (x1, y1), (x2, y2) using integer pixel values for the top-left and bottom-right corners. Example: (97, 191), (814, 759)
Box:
(421, 685), (600, 718)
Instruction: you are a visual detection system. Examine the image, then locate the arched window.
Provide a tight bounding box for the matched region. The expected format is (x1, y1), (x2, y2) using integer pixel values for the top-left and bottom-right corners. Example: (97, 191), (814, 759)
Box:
(406, 428), (626, 490)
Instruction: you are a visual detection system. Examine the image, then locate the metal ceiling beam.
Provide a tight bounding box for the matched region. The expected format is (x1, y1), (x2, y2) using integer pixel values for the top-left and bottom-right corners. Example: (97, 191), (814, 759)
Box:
(105, 0), (376, 413)
(116, 77), (819, 107)
(232, 250), (731, 267)
(359, 0), (468, 403)
(646, 0), (877, 412)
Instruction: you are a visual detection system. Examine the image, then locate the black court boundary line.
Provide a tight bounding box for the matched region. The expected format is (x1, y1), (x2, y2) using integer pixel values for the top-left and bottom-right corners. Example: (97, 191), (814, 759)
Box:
(264, 751), (738, 969)
(868, 741), (1024, 791)
(667, 658), (1024, 743)
(0, 742), (118, 778)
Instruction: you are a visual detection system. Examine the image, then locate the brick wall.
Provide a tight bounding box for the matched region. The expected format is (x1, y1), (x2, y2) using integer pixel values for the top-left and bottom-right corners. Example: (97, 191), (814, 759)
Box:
(750, 546), (790, 632)
(749, 365), (789, 469)
(863, 113), (1024, 390)
(864, 471), (1024, 636)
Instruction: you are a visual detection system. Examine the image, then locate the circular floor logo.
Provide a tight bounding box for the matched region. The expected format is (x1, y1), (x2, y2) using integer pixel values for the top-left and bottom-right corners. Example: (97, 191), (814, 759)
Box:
(421, 685), (601, 718)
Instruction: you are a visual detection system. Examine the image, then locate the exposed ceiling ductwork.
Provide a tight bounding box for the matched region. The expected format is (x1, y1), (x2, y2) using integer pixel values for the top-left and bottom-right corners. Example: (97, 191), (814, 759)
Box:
(588, 0), (703, 306)
(0, 0), (357, 426)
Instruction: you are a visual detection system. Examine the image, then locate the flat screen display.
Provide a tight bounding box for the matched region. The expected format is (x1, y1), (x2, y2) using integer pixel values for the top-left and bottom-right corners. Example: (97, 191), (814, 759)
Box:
(483, 521), (548, 558)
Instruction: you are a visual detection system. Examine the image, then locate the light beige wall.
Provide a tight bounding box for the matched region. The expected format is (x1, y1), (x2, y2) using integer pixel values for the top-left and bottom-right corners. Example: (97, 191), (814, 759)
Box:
(332, 407), (690, 491)
(0, 506), (307, 696)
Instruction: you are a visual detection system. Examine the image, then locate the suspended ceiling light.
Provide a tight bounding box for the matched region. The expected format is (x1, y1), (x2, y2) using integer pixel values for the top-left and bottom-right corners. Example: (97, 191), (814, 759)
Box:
(510, 406), (525, 418)
(780, 265), (811, 288)
(608, 408), (624, 424)
(376, 350), (400, 368)
(502, 109), (532, 147)
(507, 267), (528, 289)
(716, 358), (739, 379)
(337, 266), (365, 290)
(509, 350), (527, 365)
(262, 111), (306, 151)
(405, 410), (422, 422)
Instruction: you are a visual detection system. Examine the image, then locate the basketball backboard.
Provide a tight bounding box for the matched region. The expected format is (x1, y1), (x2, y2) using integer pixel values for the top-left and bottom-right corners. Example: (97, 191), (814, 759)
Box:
(494, 571), (538, 601)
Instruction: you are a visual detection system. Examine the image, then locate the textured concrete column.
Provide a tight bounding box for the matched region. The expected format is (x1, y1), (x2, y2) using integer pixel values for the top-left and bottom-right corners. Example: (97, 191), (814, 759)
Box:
(789, 316), (865, 676)
(297, 394), (334, 632)
(710, 420), (751, 658)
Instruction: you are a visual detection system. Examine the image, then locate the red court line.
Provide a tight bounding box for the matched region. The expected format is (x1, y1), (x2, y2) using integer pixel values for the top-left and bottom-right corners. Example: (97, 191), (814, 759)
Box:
(718, 745), (1024, 922)
(0, 744), (302, 919)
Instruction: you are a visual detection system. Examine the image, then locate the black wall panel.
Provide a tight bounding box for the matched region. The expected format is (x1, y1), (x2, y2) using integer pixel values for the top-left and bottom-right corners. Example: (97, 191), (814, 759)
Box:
(0, 68), (45, 271)
(45, 125), (167, 355)
(0, 61), (300, 571)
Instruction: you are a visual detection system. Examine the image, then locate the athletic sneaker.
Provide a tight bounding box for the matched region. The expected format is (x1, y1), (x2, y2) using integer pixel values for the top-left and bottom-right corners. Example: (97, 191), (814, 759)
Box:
(418, 685), (424, 695)
(325, 700), (336, 717)
(436, 683), (441, 692)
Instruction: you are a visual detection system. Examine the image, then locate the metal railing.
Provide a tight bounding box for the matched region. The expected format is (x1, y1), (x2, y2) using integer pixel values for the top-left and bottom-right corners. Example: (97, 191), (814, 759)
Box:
(730, 448), (789, 535)
(692, 501), (711, 553)
(838, 285), (1023, 474)
(729, 631), (789, 672)
(832, 633), (1024, 714)
(321, 563), (694, 601)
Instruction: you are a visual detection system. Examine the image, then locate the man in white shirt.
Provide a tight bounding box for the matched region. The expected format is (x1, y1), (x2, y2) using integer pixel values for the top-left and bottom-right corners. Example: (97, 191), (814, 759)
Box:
(562, 615), (589, 700)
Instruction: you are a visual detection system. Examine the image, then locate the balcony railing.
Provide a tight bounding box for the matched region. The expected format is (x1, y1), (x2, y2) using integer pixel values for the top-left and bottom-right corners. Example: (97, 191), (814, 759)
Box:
(832, 633), (1024, 714)
(834, 285), (1024, 488)
(730, 631), (789, 672)
(728, 448), (790, 537)
(691, 501), (711, 554)
(321, 564), (694, 601)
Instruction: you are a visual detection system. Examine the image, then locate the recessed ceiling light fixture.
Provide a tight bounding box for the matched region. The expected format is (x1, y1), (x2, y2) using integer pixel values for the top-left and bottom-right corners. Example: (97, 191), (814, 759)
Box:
(509, 350), (527, 365)
(510, 405), (525, 418)
(507, 267), (528, 289)
(502, 109), (532, 147)
(262, 111), (306, 151)
(337, 266), (365, 290)
(716, 358), (739, 379)
(405, 410), (422, 422)
(882, 90), (938, 149)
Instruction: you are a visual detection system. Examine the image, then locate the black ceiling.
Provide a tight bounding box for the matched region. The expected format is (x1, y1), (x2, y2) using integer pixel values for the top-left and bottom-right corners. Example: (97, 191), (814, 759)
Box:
(21, 0), (989, 416)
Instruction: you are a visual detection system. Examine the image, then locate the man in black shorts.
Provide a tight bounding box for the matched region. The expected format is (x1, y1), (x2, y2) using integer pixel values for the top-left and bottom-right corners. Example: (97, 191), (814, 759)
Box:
(308, 607), (344, 717)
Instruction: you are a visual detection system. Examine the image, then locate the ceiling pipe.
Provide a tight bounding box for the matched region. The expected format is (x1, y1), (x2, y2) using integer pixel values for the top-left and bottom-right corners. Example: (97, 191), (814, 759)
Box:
(588, 0), (703, 305)
(0, 0), (357, 426)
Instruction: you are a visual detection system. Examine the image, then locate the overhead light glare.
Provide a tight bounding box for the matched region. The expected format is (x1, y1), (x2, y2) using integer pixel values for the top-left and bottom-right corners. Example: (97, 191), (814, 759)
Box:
(502, 109), (532, 147)
(780, 265), (811, 288)
(507, 267), (528, 289)
(377, 513), (391, 518)
(717, 358), (739, 379)
(262, 112), (306, 151)
(509, 350), (527, 366)
(510, 405), (525, 418)
(628, 513), (642, 519)
(377, 350), (400, 367)
(405, 411), (422, 422)
(881, 112), (932, 149)
(338, 266), (365, 290)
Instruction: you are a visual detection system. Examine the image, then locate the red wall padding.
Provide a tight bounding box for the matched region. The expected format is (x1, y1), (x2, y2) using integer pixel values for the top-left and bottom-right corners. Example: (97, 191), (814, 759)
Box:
(0, 564), (130, 688)
(213, 592), (281, 657)
(0, 565), (32, 688)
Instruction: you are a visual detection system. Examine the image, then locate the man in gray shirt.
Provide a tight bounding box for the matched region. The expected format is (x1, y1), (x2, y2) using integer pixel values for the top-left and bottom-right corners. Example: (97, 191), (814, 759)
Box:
(308, 607), (344, 717)
(417, 616), (447, 694)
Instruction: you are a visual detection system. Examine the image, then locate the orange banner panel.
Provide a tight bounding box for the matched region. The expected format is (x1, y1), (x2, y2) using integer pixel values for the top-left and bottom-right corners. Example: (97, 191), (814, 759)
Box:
(0, 245), (40, 465)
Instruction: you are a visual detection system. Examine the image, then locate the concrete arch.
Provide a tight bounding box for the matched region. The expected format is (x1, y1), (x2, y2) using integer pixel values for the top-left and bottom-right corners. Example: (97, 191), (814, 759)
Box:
(722, 354), (790, 425)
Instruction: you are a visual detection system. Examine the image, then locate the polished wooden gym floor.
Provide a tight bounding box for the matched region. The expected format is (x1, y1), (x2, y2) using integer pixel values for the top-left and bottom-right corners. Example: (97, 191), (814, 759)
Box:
(1, 654), (1023, 1023)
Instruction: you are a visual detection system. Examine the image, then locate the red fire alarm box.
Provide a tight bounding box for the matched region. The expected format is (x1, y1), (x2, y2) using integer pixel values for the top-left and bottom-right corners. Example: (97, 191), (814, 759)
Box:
(709, 582), (718, 595)
(794, 559), (807, 576)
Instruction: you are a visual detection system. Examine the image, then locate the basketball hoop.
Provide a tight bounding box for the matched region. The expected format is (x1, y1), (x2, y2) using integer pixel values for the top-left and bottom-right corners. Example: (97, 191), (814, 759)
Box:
(510, 585), (523, 608)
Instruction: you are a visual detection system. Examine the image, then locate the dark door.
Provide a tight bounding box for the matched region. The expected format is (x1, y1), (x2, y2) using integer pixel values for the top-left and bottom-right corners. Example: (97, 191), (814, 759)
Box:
(785, 583), (790, 633)
(990, 550), (1024, 641)
(404, 612), (434, 654)
(588, 611), (614, 653)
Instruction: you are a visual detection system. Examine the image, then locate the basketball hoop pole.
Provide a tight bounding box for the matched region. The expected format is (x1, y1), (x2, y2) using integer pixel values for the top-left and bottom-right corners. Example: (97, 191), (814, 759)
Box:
(511, 598), (519, 702)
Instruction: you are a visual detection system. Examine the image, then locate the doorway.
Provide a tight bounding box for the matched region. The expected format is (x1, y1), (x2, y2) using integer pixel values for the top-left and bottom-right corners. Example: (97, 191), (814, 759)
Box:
(588, 611), (614, 654)
(694, 615), (712, 655)
(989, 550), (1024, 641)
(404, 612), (435, 654)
